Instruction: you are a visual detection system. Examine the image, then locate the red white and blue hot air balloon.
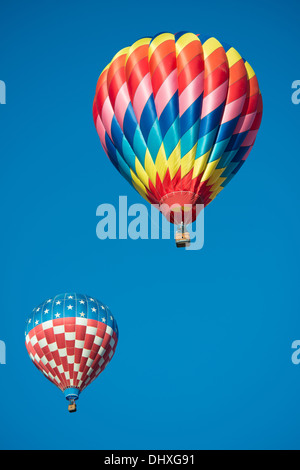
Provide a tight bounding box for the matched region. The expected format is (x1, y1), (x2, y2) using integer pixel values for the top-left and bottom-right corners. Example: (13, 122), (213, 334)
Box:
(25, 293), (118, 412)
(93, 32), (263, 247)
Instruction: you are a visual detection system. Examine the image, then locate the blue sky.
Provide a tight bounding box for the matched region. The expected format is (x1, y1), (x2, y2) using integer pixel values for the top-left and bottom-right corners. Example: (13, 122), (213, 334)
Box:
(1, 0), (300, 450)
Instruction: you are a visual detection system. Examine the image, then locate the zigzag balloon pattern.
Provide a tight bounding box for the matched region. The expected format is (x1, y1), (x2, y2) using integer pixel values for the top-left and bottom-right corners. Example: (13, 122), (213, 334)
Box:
(93, 32), (263, 224)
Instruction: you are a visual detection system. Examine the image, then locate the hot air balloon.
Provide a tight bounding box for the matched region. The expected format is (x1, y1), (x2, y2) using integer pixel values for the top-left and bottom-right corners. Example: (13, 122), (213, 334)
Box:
(93, 32), (263, 247)
(25, 293), (118, 412)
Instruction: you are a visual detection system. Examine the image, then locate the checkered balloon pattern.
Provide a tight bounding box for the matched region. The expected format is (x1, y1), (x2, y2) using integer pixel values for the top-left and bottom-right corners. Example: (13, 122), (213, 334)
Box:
(93, 32), (262, 224)
(25, 293), (118, 397)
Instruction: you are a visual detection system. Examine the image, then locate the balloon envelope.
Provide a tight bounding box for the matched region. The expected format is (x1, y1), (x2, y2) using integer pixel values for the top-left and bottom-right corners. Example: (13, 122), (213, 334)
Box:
(93, 32), (262, 225)
(25, 293), (118, 407)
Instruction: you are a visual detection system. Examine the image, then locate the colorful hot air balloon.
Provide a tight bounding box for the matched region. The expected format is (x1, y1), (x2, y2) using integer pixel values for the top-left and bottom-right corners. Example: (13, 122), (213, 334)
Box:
(25, 293), (118, 412)
(93, 32), (263, 247)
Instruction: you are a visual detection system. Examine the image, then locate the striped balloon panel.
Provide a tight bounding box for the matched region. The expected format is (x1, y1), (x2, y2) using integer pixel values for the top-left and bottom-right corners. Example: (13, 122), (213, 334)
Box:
(26, 318), (118, 393)
(93, 32), (262, 222)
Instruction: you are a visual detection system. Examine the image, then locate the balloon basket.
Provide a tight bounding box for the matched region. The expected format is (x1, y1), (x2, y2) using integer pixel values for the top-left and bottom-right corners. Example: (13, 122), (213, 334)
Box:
(68, 399), (77, 413)
(175, 224), (190, 248)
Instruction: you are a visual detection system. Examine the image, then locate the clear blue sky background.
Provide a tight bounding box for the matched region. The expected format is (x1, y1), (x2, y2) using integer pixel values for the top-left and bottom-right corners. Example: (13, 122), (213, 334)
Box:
(1, 0), (300, 450)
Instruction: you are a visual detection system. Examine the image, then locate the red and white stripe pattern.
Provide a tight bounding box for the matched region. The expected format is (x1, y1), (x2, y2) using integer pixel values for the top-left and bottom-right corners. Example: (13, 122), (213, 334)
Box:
(25, 293), (118, 394)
